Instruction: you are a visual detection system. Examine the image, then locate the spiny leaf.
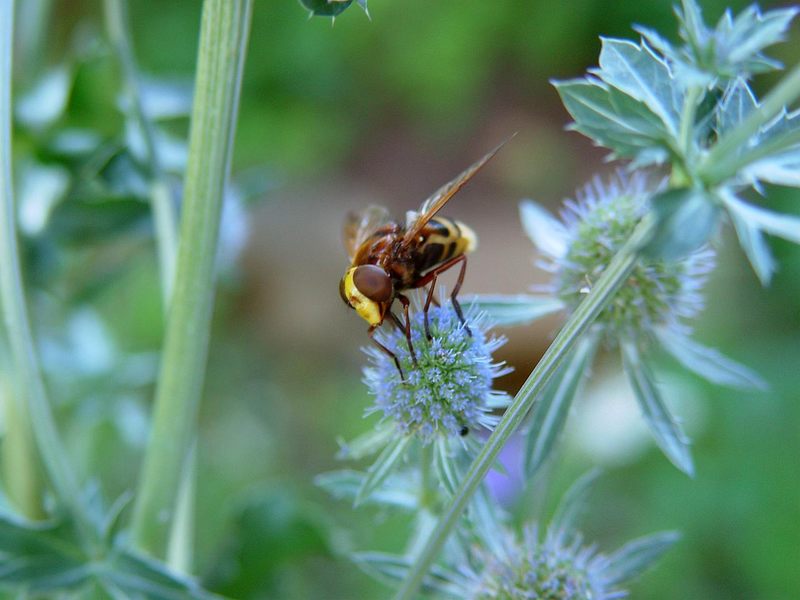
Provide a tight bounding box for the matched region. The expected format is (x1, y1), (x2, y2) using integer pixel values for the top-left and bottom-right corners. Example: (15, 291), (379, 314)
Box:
(605, 531), (681, 586)
(656, 327), (767, 390)
(622, 341), (694, 476)
(554, 78), (671, 164)
(524, 336), (596, 478)
(354, 435), (411, 506)
(596, 37), (682, 135)
(464, 294), (564, 328)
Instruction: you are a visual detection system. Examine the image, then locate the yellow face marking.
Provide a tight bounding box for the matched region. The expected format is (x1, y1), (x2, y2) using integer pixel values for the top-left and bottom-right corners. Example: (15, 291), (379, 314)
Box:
(342, 267), (383, 325)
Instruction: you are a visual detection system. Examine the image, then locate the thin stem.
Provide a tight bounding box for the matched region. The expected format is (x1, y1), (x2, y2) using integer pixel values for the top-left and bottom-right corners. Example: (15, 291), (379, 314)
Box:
(0, 0), (93, 540)
(700, 63), (800, 185)
(394, 217), (655, 600)
(104, 0), (178, 306)
(129, 0), (252, 557)
(679, 85), (702, 163)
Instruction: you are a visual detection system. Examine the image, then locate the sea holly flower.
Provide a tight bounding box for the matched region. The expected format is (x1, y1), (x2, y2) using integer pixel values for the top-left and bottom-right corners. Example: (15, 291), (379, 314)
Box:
(326, 302), (511, 505)
(355, 472), (678, 600)
(364, 305), (510, 440)
(478, 172), (765, 477)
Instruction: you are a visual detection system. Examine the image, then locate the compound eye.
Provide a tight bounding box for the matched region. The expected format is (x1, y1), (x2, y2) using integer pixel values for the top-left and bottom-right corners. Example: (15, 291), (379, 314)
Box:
(353, 265), (393, 302)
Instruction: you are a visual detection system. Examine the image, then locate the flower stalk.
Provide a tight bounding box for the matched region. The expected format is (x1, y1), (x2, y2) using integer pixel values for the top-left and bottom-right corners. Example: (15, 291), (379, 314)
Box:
(394, 216), (655, 600)
(129, 0), (252, 557)
(0, 0), (94, 541)
(104, 0), (178, 307)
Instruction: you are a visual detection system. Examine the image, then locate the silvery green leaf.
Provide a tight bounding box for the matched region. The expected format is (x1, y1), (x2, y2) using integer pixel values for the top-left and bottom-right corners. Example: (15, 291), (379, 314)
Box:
(468, 489), (508, 559)
(642, 187), (720, 260)
(524, 336), (596, 478)
(673, 1), (796, 79)
(519, 199), (569, 258)
(721, 192), (800, 245)
(716, 79), (757, 136)
(632, 25), (677, 61)
(354, 435), (411, 506)
(353, 552), (460, 595)
(433, 437), (460, 497)
(336, 424), (394, 460)
(15, 66), (72, 130)
(550, 468), (602, 537)
(102, 550), (216, 599)
(677, 0), (707, 48)
(554, 78), (671, 162)
(720, 5), (798, 70)
(596, 38), (681, 135)
(605, 531), (681, 586)
(656, 327), (767, 390)
(728, 202), (776, 285)
(0, 512), (88, 591)
(622, 341), (694, 476)
(464, 294), (564, 327)
(316, 470), (417, 509)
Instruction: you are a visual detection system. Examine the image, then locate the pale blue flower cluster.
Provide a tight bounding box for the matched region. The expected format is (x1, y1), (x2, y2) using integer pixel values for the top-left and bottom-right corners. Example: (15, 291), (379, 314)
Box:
(363, 305), (510, 440)
(524, 173), (715, 344)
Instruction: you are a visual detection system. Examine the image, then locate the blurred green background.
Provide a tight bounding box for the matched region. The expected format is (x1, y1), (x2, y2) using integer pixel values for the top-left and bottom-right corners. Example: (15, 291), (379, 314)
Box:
(5, 0), (800, 598)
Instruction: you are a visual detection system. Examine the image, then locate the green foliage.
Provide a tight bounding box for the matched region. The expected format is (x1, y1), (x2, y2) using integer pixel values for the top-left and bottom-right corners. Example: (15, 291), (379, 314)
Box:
(641, 187), (720, 260)
(0, 504), (214, 599)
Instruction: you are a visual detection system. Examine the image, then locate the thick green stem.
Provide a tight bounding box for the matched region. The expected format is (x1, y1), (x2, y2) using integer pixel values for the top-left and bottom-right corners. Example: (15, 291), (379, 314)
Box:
(394, 218), (654, 600)
(104, 0), (178, 306)
(129, 0), (252, 557)
(0, 0), (93, 539)
(700, 63), (800, 185)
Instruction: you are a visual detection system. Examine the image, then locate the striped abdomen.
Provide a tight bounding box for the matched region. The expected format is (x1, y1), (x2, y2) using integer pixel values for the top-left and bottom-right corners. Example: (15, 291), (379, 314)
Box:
(413, 216), (477, 272)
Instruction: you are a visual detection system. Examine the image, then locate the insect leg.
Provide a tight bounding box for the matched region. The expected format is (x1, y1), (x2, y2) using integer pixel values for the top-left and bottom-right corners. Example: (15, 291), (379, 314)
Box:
(450, 254), (471, 336)
(369, 324), (405, 381)
(395, 294), (418, 365)
(412, 254), (471, 339)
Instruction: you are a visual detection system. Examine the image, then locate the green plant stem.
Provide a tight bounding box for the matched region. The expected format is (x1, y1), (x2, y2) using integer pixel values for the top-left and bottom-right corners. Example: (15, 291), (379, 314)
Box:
(700, 62), (800, 185)
(1, 374), (44, 519)
(104, 0), (178, 306)
(129, 0), (252, 558)
(0, 0), (93, 540)
(166, 442), (196, 574)
(394, 217), (655, 600)
(104, 0), (195, 570)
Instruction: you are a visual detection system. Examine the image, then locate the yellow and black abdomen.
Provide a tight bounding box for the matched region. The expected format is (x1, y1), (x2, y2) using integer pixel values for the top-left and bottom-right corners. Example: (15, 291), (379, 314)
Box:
(413, 216), (477, 272)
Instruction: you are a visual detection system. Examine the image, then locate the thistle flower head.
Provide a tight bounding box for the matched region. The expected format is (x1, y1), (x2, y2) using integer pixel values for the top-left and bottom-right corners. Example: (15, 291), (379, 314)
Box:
(363, 303), (510, 441)
(523, 173), (715, 344)
(469, 526), (616, 600)
(425, 473), (679, 600)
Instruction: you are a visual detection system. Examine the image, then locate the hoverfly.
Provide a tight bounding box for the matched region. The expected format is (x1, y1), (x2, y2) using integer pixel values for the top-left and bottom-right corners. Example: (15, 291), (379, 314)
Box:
(339, 139), (509, 377)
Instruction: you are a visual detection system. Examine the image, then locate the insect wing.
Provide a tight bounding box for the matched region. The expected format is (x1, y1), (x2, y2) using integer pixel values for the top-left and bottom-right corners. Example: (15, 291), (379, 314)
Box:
(343, 204), (393, 261)
(401, 138), (511, 248)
